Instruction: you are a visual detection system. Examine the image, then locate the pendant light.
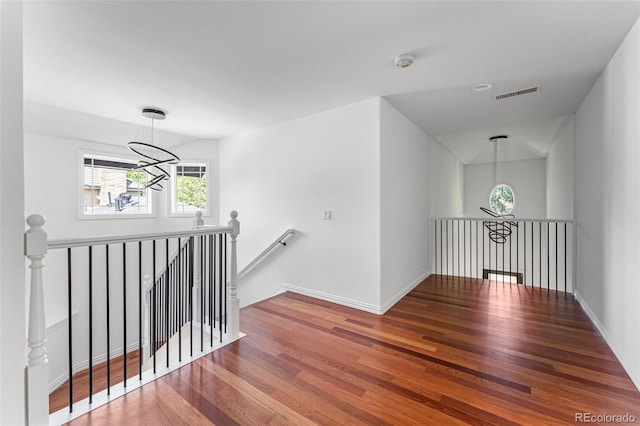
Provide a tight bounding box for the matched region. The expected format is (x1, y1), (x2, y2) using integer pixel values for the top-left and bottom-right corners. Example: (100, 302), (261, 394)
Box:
(127, 108), (180, 191)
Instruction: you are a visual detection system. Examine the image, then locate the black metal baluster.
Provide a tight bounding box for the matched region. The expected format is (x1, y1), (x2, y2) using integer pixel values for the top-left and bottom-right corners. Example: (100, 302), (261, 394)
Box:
(564, 223), (568, 296)
(106, 244), (111, 394)
(173, 258), (177, 336)
(488, 223), (491, 281)
(189, 237), (194, 356)
(539, 222), (542, 288)
(547, 223), (550, 292)
(200, 236), (204, 352)
(502, 227), (505, 282)
(463, 221), (466, 278)
(476, 221), (479, 279)
(165, 239), (170, 367)
(138, 241), (142, 380)
(446, 221), (449, 277)
(496, 228), (500, 283)
(209, 234), (214, 347)
(509, 222), (512, 279)
(531, 222), (534, 287)
(67, 248), (73, 413)
(433, 219), (438, 274)
(555, 223), (558, 297)
(216, 234), (221, 340)
(123, 243), (127, 387)
(457, 220), (460, 277)
(152, 240), (157, 372)
(224, 233), (228, 335)
(88, 246), (93, 403)
(482, 221), (485, 281)
(517, 222), (519, 283)
(177, 238), (182, 362)
(523, 222), (526, 285)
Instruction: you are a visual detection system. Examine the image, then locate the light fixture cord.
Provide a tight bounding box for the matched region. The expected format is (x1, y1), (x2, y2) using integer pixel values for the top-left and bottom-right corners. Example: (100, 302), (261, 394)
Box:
(491, 138), (498, 188)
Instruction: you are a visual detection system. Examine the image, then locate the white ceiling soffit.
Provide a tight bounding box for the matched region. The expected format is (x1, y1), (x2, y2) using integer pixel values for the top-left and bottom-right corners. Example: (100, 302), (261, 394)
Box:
(23, 1), (640, 148)
(435, 116), (567, 165)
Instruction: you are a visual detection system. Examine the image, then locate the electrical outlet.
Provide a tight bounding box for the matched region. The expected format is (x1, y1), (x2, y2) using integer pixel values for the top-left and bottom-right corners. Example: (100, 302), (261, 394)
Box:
(323, 210), (332, 220)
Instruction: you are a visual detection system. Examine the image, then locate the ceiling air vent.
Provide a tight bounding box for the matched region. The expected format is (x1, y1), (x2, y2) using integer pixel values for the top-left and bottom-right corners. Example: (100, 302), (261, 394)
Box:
(494, 86), (539, 101)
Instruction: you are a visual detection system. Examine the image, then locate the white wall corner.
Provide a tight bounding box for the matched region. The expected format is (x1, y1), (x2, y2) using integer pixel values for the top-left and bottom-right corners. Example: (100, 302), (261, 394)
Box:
(379, 271), (430, 314)
(574, 291), (640, 392)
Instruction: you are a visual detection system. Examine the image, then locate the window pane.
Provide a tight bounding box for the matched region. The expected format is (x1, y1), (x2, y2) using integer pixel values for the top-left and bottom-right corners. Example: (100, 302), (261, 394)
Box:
(489, 183), (515, 215)
(83, 155), (151, 216)
(173, 164), (207, 213)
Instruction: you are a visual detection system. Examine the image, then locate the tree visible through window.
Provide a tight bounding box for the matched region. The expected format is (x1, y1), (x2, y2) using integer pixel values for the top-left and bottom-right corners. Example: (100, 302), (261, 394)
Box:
(172, 164), (208, 214)
(489, 183), (515, 215)
(82, 154), (152, 216)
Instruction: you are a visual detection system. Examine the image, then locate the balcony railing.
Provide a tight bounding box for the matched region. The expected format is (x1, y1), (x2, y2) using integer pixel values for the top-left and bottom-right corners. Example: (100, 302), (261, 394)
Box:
(432, 217), (573, 293)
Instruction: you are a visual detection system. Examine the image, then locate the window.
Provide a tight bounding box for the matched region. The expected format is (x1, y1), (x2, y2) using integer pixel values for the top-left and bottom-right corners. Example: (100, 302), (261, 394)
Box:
(170, 162), (208, 215)
(82, 154), (152, 217)
(483, 268), (523, 284)
(489, 183), (515, 215)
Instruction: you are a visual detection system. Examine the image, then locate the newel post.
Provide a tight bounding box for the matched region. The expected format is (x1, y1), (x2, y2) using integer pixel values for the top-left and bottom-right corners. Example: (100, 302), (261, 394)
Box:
(228, 211), (240, 339)
(25, 214), (49, 425)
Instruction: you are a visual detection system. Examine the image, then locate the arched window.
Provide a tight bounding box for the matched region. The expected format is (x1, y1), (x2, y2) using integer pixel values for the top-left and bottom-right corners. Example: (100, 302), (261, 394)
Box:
(489, 183), (515, 216)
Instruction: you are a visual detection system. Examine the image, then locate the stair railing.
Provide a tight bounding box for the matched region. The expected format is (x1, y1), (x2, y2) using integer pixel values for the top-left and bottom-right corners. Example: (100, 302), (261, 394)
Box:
(238, 228), (294, 280)
(24, 211), (241, 425)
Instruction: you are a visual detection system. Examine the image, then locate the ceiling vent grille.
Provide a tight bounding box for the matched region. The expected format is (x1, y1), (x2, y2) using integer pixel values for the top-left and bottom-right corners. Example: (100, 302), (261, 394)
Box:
(494, 86), (539, 101)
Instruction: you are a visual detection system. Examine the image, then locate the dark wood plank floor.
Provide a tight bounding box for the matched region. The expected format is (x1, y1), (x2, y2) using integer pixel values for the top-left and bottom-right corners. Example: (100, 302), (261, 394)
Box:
(66, 275), (640, 425)
(50, 350), (142, 413)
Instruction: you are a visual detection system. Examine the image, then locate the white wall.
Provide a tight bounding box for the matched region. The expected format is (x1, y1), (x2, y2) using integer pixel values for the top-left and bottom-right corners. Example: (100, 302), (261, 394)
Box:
(547, 115), (574, 220)
(219, 98), (381, 312)
(427, 138), (463, 276)
(24, 134), (219, 240)
(429, 139), (463, 218)
(0, 2), (26, 423)
(464, 158), (546, 219)
(574, 17), (640, 390)
(379, 99), (430, 310)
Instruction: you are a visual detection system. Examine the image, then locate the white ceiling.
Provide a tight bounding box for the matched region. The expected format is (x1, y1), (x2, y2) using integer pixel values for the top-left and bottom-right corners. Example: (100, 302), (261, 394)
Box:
(22, 1), (640, 163)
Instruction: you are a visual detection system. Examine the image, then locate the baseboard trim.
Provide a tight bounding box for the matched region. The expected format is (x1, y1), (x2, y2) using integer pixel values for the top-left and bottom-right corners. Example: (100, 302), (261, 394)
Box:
(379, 271), (430, 314)
(265, 271), (430, 316)
(267, 283), (382, 314)
(49, 341), (140, 393)
(574, 291), (640, 392)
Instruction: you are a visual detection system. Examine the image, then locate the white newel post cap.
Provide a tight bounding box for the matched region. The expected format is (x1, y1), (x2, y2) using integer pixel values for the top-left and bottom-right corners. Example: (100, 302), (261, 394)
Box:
(229, 211), (240, 237)
(193, 210), (204, 229)
(25, 214), (47, 257)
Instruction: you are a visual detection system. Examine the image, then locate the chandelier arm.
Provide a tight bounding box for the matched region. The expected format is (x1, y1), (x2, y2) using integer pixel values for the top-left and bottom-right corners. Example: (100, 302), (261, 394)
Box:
(127, 141), (180, 164)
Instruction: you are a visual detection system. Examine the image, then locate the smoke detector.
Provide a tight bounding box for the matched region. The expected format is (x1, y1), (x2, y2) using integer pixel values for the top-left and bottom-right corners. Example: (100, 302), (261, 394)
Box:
(472, 83), (493, 92)
(394, 54), (414, 69)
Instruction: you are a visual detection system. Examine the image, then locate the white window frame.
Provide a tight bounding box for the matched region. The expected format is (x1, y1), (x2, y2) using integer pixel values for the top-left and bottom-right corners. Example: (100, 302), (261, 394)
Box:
(168, 160), (210, 217)
(79, 150), (154, 219)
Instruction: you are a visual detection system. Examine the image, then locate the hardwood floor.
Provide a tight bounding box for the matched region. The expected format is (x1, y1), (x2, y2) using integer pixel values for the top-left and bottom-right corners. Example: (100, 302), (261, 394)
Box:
(49, 350), (142, 413)
(65, 275), (640, 425)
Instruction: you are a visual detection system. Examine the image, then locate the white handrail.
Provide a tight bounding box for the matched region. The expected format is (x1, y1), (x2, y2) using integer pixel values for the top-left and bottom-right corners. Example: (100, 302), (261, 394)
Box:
(47, 225), (232, 250)
(237, 229), (294, 280)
